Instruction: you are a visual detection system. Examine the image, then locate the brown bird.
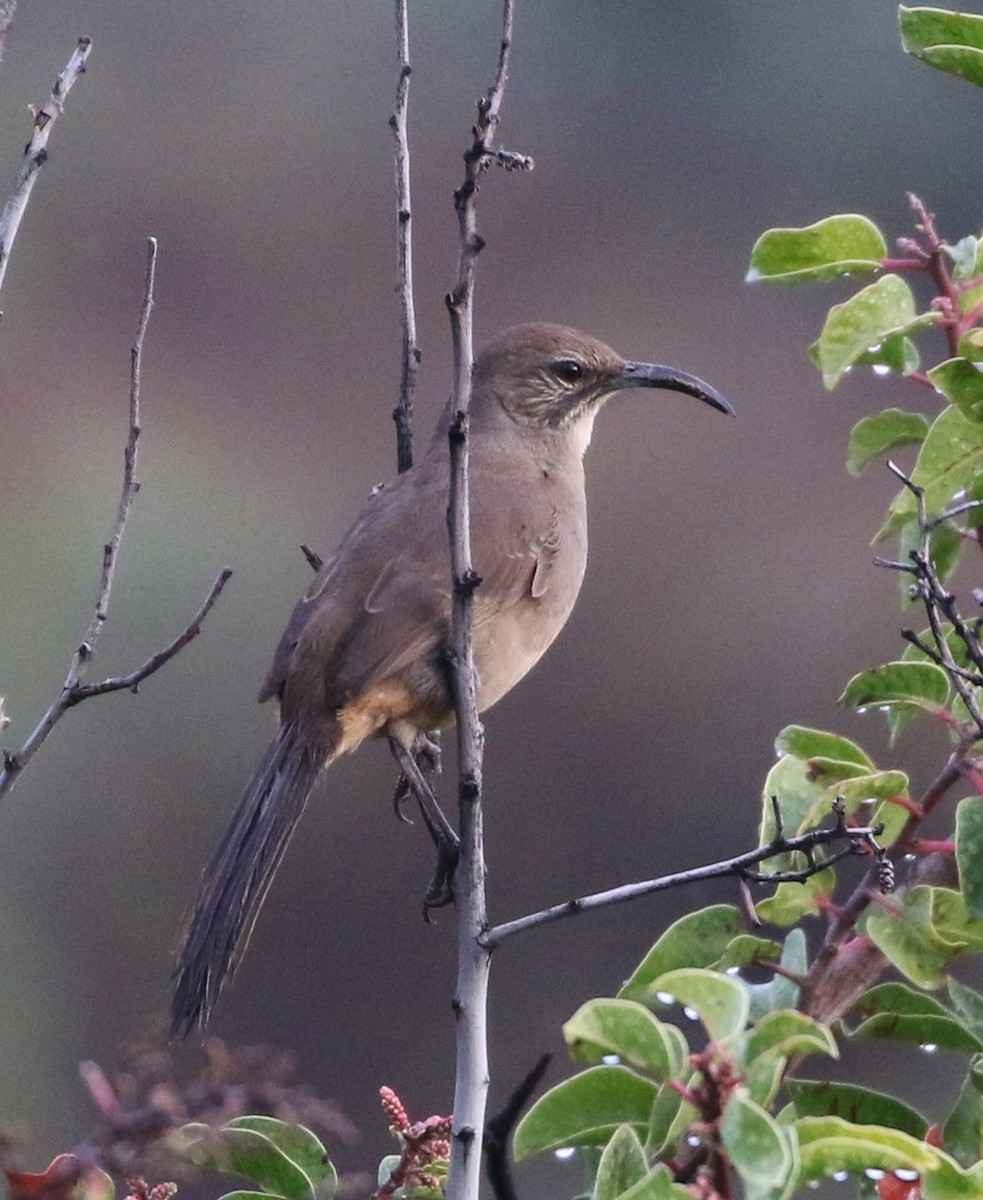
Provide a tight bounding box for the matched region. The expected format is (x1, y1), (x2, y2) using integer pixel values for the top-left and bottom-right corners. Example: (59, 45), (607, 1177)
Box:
(171, 322), (732, 1034)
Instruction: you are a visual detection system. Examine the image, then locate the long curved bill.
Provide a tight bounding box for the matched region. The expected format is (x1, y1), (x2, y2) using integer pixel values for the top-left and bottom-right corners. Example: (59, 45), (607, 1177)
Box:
(618, 361), (735, 416)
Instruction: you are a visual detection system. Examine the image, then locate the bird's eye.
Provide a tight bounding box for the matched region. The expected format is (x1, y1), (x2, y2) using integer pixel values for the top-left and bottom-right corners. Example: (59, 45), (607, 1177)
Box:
(551, 359), (583, 385)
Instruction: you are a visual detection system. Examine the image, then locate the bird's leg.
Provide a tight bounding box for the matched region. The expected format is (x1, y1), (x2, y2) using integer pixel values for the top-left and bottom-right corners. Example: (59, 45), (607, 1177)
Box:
(390, 732), (442, 823)
(387, 735), (458, 908)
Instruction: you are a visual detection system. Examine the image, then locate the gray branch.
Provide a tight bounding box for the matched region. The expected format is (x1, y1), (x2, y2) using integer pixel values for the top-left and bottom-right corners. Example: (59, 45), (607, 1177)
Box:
(0, 240), (232, 801)
(0, 35), (92, 301)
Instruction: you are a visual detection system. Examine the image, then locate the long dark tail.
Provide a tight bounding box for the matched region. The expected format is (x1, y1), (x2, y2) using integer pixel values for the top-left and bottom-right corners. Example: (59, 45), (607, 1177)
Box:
(171, 723), (326, 1035)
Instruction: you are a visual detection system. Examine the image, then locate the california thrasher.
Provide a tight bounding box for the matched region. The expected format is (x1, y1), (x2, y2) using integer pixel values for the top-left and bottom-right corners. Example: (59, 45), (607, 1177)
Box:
(171, 322), (732, 1034)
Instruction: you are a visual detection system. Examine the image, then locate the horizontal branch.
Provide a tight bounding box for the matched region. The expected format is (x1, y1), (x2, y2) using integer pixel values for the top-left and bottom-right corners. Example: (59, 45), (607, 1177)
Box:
(481, 809), (883, 949)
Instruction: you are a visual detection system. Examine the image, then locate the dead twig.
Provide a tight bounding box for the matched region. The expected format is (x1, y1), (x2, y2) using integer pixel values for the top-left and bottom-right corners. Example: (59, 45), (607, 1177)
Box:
(0, 240), (232, 801)
(0, 35), (92, 301)
(481, 802), (886, 949)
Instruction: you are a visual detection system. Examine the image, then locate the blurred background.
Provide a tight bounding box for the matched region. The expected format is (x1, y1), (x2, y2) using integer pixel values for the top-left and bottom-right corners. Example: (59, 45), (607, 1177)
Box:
(0, 0), (979, 1195)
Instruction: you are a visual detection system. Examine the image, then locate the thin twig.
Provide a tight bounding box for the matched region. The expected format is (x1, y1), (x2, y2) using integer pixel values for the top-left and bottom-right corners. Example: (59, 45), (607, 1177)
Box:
(0, 241), (232, 801)
(390, 0), (420, 474)
(0, 0), (17, 73)
(0, 34), (92, 301)
(444, 4), (520, 1199)
(484, 1054), (552, 1200)
(481, 813), (885, 949)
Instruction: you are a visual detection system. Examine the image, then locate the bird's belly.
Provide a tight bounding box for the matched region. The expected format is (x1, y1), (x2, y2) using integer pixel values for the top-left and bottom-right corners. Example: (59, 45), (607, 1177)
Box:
(473, 590), (579, 713)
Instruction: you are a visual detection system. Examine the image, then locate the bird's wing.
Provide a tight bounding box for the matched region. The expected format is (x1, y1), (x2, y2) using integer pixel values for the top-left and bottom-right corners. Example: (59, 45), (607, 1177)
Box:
(259, 465), (552, 715)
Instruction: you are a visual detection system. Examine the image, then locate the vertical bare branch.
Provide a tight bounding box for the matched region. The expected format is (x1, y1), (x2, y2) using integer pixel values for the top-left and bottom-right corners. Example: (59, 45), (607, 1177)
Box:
(390, 0), (420, 474)
(0, 1), (18, 74)
(444, 5), (518, 1199)
(0, 35), (92, 301)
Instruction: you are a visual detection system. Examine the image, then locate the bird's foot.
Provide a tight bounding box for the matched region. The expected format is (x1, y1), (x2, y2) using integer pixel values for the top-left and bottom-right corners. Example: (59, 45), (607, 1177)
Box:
(423, 836), (459, 918)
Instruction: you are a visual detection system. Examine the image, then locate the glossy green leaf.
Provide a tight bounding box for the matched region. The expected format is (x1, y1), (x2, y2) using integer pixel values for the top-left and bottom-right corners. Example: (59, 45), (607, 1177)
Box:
(851, 333), (922, 378)
(513, 1067), (658, 1161)
(866, 888), (983, 991)
(741, 1010), (838, 1066)
(593, 1125), (648, 1200)
(900, 6), (983, 87)
(949, 979), (983, 1032)
(813, 275), (937, 389)
(744, 1054), (787, 1112)
(754, 870), (835, 927)
(944, 1057), (983, 1168)
(887, 405), (983, 527)
(644, 1082), (683, 1157)
(957, 797), (983, 918)
(648, 968), (749, 1041)
(796, 1115), (942, 1183)
(746, 929), (807, 1018)
(746, 215), (886, 284)
(177, 1120), (335, 1200)
(614, 1164), (692, 1200)
(948, 236), (981, 280)
(564, 999), (687, 1081)
(619, 906), (743, 999)
(930, 359), (983, 423)
(721, 1091), (793, 1189)
(787, 1079), (927, 1138)
(713, 934), (782, 971)
(847, 409), (931, 476)
(773, 725), (874, 769)
(224, 1118), (336, 1200)
(961, 329), (983, 361)
(839, 661), (950, 712)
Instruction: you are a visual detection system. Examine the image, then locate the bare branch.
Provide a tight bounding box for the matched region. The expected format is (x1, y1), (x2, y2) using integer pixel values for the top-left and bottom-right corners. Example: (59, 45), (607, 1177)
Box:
(0, 1), (17, 73)
(444, 4), (521, 1198)
(390, 0), (420, 474)
(68, 569), (233, 703)
(481, 807), (886, 950)
(0, 34), (92, 301)
(0, 241), (232, 802)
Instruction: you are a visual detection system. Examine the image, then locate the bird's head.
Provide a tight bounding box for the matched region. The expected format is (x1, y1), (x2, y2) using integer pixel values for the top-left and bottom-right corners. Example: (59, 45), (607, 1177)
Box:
(472, 323), (732, 449)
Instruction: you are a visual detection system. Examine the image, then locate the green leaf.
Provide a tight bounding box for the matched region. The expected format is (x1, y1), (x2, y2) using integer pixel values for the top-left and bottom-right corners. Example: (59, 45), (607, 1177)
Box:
(746, 215), (887, 284)
(713, 934), (782, 971)
(612, 1164), (692, 1200)
(796, 1115), (942, 1183)
(900, 6), (983, 88)
(866, 889), (983, 991)
(839, 661), (950, 712)
(961, 329), (983, 361)
(177, 1121), (335, 1200)
(944, 1057), (983, 1168)
(847, 409), (931, 476)
(564, 999), (687, 1081)
(773, 725), (874, 769)
(930, 359), (983, 423)
(644, 1082), (684, 1157)
(593, 1125), (648, 1200)
(741, 1010), (838, 1066)
(513, 1067), (659, 1161)
(619, 906), (743, 999)
(948, 237), (981, 281)
(851, 333), (922, 378)
(648, 968), (748, 1041)
(812, 275), (938, 389)
(720, 1091), (794, 1190)
(957, 797), (983, 919)
(747, 929), (806, 1019)
(949, 979), (983, 1032)
(223, 1119), (336, 1200)
(754, 870), (835, 927)
(787, 1079), (928, 1139)
(887, 405), (983, 527)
